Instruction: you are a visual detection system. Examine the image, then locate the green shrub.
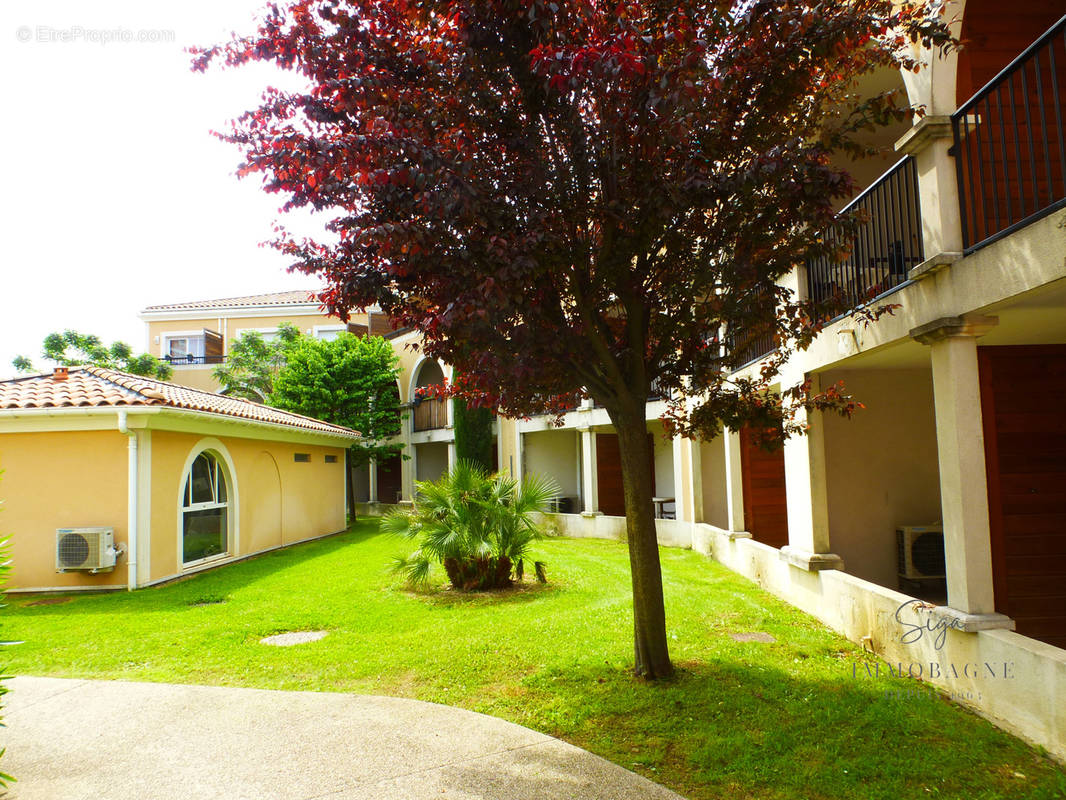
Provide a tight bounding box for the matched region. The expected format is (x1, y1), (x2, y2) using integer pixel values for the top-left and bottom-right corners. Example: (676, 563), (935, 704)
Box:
(384, 460), (558, 591)
(452, 399), (494, 472)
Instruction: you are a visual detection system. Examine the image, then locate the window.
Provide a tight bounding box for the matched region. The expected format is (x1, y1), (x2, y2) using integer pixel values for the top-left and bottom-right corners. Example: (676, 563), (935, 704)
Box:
(168, 338), (189, 359)
(314, 326), (345, 341)
(324, 454), (338, 463)
(181, 452), (229, 564)
(165, 335), (205, 362)
(294, 453), (311, 463)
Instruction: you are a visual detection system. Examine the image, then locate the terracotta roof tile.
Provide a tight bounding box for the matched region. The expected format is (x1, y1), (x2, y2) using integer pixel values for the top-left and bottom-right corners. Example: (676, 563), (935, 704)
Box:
(142, 290), (320, 313)
(0, 367), (360, 439)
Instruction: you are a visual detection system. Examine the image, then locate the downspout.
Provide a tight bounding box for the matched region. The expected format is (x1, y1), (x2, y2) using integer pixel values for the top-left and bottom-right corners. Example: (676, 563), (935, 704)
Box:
(118, 409), (138, 591)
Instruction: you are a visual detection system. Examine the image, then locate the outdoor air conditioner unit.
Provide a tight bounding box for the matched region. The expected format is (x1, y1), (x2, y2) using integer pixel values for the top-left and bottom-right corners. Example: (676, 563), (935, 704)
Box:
(56, 528), (117, 573)
(896, 525), (946, 580)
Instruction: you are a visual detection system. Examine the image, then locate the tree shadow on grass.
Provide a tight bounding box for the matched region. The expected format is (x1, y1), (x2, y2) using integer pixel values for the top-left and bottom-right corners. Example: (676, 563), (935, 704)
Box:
(549, 657), (1066, 800)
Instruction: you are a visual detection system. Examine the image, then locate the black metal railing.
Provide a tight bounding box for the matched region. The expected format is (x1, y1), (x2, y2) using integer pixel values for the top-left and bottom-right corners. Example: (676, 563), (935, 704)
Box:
(588, 379), (671, 407)
(806, 156), (924, 309)
(721, 285), (778, 368)
(727, 327), (776, 368)
(164, 355), (224, 365)
(648, 377), (672, 401)
(952, 15), (1066, 252)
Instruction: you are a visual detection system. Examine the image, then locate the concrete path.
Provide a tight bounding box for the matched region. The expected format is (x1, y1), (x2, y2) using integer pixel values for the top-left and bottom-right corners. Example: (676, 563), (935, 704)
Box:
(0, 677), (685, 800)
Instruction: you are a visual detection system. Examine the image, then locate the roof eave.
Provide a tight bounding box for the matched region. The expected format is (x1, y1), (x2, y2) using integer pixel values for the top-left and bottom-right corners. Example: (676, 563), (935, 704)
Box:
(0, 405), (361, 444)
(138, 303), (326, 321)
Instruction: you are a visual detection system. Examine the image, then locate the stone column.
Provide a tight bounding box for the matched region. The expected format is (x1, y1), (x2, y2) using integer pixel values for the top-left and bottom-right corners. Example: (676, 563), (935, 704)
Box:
(368, 459), (379, 504)
(579, 427), (599, 515)
(513, 428), (524, 483)
(684, 438), (704, 524)
(781, 375), (843, 571)
(670, 436), (687, 522)
(402, 445), (416, 501)
(895, 117), (965, 278)
(912, 315), (1005, 619)
(723, 428), (745, 533)
(447, 441), (457, 472)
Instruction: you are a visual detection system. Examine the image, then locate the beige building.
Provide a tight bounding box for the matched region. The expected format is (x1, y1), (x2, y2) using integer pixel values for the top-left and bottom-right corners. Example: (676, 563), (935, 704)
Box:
(0, 366), (358, 592)
(138, 2), (1066, 761)
(510, 2), (1066, 761)
(140, 290), (416, 505)
(139, 290), (388, 393)
(141, 295), (492, 518)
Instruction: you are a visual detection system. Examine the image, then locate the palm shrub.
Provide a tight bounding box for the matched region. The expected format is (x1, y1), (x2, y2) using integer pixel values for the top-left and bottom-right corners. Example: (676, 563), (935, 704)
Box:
(385, 461), (559, 591)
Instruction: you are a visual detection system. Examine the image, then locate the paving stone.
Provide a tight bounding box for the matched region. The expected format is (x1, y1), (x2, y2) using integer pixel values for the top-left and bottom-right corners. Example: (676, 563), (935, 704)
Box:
(260, 630), (329, 646)
(729, 632), (776, 643)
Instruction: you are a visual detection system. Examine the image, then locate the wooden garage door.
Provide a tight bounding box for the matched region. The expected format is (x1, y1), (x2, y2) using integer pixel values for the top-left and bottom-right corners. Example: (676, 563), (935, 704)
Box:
(596, 433), (655, 518)
(740, 426), (789, 548)
(979, 345), (1066, 650)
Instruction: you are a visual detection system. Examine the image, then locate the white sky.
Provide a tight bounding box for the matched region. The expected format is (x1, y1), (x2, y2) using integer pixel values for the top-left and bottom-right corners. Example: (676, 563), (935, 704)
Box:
(0, 0), (324, 378)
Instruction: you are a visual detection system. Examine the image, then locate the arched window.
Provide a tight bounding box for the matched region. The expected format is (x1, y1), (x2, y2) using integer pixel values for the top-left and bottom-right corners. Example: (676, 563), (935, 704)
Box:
(181, 451), (229, 564)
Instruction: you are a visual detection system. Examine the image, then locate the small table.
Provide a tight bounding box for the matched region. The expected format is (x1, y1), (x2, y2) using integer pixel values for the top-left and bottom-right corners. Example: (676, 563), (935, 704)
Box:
(652, 497), (676, 519)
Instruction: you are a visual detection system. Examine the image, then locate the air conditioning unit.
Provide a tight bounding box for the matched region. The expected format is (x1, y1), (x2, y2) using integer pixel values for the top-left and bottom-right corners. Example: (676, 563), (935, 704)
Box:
(56, 528), (117, 573)
(896, 525), (946, 580)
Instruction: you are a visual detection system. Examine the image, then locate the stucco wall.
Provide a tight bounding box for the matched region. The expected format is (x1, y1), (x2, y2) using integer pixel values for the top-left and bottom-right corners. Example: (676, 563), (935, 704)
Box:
(523, 429), (580, 499)
(649, 420), (675, 498)
(821, 368), (942, 589)
(0, 430), (129, 591)
(147, 317), (223, 356)
(699, 437), (729, 529)
(415, 441), (449, 483)
(498, 418), (518, 479)
(146, 311), (364, 359)
(148, 432), (347, 584)
(0, 425), (347, 592)
(163, 365), (221, 393)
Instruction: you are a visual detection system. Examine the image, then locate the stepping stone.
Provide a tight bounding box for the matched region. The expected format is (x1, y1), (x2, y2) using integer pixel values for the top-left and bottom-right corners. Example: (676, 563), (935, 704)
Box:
(730, 632), (776, 643)
(260, 631), (329, 646)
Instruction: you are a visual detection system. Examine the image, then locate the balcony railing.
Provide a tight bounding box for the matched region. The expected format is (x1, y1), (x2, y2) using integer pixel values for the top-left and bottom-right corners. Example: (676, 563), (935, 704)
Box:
(412, 395), (448, 432)
(727, 327), (776, 368)
(952, 15), (1066, 252)
(164, 355), (224, 366)
(806, 156), (924, 310)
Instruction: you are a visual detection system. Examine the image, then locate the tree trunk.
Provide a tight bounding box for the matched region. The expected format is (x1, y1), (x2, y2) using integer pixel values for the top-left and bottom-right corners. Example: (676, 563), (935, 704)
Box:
(611, 407), (674, 679)
(345, 449), (357, 524)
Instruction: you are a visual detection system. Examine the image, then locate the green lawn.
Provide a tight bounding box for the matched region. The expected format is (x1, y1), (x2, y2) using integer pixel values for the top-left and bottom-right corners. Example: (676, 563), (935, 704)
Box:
(4, 520), (1065, 799)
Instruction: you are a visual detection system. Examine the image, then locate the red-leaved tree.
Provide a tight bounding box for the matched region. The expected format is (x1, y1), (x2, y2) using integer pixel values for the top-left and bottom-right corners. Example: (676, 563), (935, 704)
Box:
(194, 0), (952, 679)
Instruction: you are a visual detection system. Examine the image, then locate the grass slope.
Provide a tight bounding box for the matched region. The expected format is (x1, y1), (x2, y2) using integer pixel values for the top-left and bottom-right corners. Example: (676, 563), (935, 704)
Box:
(3, 520), (1064, 799)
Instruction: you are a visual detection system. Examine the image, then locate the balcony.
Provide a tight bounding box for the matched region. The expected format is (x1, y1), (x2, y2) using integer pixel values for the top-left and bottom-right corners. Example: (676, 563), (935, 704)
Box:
(952, 15), (1066, 253)
(806, 156), (925, 310)
(727, 328), (776, 369)
(412, 395), (448, 432)
(163, 355), (225, 366)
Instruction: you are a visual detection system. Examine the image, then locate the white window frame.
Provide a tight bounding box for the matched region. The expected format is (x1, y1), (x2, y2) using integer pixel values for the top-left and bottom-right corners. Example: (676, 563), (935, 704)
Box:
(162, 330), (207, 362)
(177, 440), (238, 571)
(313, 324), (347, 341)
(233, 326), (289, 343)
